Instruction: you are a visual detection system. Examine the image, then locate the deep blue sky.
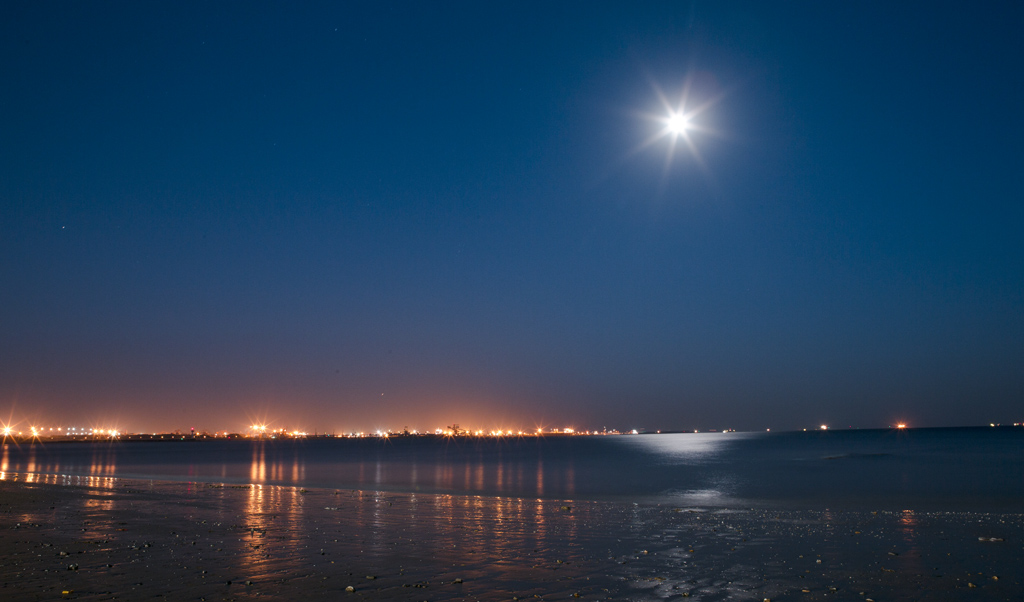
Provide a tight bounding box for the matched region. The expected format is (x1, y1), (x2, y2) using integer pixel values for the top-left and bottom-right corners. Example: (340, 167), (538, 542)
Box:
(2, 1), (1022, 433)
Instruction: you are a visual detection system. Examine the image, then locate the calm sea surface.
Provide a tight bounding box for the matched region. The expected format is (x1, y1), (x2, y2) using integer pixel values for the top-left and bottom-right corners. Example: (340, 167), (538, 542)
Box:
(2, 427), (1022, 510)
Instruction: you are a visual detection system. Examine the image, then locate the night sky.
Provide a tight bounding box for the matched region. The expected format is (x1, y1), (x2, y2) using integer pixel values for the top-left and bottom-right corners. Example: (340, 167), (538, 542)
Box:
(2, 1), (1022, 434)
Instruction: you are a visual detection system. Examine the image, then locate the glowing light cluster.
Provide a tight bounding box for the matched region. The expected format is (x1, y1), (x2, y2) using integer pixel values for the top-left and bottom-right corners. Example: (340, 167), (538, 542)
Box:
(0, 422), (122, 439)
(247, 424), (308, 438)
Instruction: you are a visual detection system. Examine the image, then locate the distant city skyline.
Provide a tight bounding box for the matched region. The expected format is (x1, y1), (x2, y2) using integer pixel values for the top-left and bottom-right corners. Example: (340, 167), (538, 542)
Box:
(3, 413), (1012, 440)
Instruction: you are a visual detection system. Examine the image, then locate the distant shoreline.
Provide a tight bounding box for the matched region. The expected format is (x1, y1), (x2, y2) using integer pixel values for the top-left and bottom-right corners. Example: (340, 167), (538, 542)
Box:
(2, 423), (1020, 446)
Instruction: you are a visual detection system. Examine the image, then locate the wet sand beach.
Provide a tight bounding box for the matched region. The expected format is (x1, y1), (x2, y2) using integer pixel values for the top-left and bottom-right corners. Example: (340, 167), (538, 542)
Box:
(1, 474), (1022, 601)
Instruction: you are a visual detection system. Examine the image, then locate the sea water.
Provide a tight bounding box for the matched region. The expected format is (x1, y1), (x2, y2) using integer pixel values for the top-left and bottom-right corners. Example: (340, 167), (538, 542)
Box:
(2, 427), (1022, 510)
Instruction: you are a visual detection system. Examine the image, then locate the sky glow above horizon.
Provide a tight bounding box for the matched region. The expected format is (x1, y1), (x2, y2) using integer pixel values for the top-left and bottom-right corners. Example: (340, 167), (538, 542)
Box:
(1, 1), (1023, 433)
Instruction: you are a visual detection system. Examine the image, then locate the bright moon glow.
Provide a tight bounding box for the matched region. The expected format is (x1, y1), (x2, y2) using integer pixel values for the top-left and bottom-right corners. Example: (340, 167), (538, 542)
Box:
(667, 112), (689, 134)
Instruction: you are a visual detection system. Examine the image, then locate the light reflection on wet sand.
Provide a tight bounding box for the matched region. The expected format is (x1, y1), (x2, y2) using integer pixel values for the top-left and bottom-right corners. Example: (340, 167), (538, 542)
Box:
(0, 475), (1022, 601)
(1, 439), (629, 502)
(0, 444), (119, 488)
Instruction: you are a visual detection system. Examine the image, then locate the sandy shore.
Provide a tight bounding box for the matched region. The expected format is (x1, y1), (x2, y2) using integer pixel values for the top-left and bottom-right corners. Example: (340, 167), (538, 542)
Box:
(1, 473), (1021, 601)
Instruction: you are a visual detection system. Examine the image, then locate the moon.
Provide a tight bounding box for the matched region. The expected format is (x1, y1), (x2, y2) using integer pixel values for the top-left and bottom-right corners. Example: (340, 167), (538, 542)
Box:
(666, 112), (689, 134)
